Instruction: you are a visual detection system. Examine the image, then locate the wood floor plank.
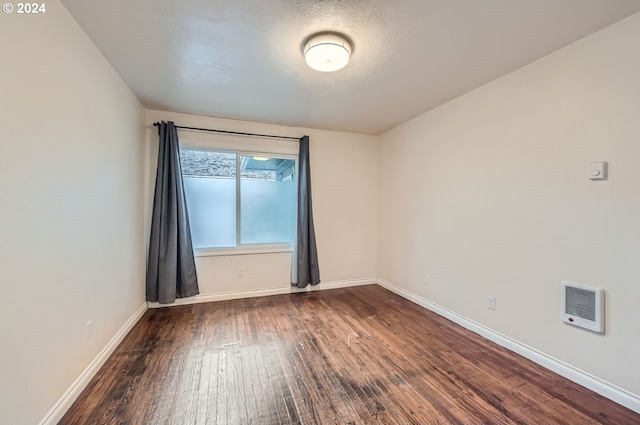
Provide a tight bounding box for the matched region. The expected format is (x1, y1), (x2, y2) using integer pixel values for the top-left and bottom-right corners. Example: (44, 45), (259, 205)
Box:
(194, 349), (212, 425)
(59, 285), (640, 425)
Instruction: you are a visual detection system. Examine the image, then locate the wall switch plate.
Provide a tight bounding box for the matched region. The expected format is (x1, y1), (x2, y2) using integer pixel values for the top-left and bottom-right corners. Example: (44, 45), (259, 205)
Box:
(487, 296), (496, 310)
(85, 320), (93, 341)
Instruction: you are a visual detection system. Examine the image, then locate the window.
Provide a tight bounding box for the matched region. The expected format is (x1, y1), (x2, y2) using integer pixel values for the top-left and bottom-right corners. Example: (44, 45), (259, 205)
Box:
(180, 148), (297, 252)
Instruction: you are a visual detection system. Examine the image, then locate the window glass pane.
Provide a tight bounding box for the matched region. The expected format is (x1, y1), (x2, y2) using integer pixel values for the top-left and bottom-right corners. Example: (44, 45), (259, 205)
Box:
(181, 150), (236, 248)
(240, 156), (296, 244)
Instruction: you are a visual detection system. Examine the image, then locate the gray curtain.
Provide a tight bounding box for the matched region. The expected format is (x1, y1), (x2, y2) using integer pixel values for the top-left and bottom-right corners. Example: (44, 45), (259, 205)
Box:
(292, 135), (320, 288)
(146, 121), (199, 304)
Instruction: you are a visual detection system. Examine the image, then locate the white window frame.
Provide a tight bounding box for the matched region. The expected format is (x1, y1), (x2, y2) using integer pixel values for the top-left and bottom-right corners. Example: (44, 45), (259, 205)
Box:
(179, 135), (298, 257)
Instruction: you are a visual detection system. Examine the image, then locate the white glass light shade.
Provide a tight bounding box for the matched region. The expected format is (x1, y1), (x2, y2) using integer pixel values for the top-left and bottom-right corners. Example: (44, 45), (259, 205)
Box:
(304, 33), (352, 72)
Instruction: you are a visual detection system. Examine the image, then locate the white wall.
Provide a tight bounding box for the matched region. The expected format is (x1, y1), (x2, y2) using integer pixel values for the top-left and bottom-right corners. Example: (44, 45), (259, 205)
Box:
(0, 2), (147, 424)
(146, 110), (378, 299)
(378, 12), (640, 397)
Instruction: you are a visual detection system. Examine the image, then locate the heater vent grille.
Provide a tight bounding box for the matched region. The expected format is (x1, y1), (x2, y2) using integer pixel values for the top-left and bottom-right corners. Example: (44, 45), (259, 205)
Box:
(565, 286), (596, 321)
(561, 281), (604, 333)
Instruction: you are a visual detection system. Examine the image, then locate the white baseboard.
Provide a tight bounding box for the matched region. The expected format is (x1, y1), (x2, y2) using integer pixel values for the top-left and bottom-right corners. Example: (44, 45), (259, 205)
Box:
(376, 279), (640, 414)
(297, 278), (376, 291)
(147, 278), (377, 308)
(38, 302), (148, 425)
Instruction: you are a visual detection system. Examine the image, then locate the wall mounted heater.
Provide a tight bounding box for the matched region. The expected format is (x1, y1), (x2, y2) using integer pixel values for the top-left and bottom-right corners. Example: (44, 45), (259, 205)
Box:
(561, 281), (604, 333)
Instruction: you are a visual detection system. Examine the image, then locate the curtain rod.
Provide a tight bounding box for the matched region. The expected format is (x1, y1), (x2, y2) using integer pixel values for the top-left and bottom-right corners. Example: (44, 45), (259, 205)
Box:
(153, 122), (300, 141)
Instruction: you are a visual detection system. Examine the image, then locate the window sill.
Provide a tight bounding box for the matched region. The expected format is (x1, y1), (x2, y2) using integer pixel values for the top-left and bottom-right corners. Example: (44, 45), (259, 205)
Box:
(194, 244), (293, 257)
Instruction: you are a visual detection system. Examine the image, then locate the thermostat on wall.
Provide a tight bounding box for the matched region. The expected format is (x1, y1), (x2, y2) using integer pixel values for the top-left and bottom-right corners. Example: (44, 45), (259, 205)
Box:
(589, 161), (607, 181)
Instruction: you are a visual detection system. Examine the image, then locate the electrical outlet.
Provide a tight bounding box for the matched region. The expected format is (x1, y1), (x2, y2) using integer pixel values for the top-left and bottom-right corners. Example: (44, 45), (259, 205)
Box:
(423, 273), (430, 286)
(238, 267), (244, 277)
(85, 320), (93, 341)
(487, 296), (496, 311)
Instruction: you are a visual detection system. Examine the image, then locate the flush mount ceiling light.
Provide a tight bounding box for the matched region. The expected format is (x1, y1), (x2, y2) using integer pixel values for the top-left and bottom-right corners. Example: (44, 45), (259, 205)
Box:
(303, 33), (352, 72)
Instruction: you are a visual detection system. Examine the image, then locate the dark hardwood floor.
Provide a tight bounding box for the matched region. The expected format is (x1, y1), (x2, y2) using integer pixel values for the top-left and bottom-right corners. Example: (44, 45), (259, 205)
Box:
(59, 285), (640, 425)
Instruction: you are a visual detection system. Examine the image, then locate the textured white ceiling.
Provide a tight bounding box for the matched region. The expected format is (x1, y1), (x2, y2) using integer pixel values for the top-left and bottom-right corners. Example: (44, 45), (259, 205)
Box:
(61, 0), (640, 135)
